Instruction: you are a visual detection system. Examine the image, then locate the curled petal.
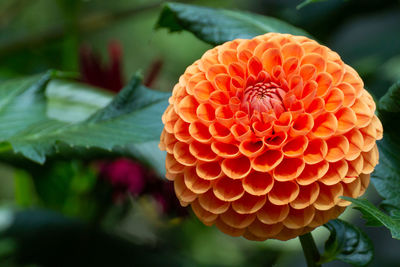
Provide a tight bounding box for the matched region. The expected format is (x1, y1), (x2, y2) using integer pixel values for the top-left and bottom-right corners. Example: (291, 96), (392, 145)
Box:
(173, 142), (197, 166)
(313, 183), (343, 210)
(198, 190), (230, 214)
(257, 199), (290, 224)
(290, 183), (320, 209)
(247, 220), (284, 239)
(361, 145), (379, 174)
(273, 157), (305, 182)
(191, 199), (217, 225)
(189, 141), (218, 162)
(220, 208), (256, 228)
(297, 161), (329, 185)
(174, 174), (197, 203)
(222, 156), (252, 179)
(215, 218), (245, 237)
(239, 139), (264, 157)
(310, 112), (338, 139)
(232, 193), (266, 214)
(303, 138), (328, 164)
(196, 161), (223, 181)
(283, 206), (315, 229)
(319, 160), (348, 185)
(184, 167), (212, 194)
(243, 171), (274, 196)
(325, 135), (350, 162)
(251, 149), (284, 172)
(268, 180), (300, 205)
(282, 135), (308, 157)
(211, 142), (240, 158)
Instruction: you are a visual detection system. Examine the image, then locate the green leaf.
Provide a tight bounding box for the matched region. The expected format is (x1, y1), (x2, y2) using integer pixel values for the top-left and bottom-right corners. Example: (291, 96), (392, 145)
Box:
(297, 0), (328, 10)
(13, 170), (37, 207)
(0, 71), (54, 141)
(372, 80), (400, 208)
(320, 219), (373, 266)
(156, 2), (310, 46)
(0, 74), (169, 164)
(343, 197), (400, 240)
(45, 79), (167, 176)
(46, 79), (113, 123)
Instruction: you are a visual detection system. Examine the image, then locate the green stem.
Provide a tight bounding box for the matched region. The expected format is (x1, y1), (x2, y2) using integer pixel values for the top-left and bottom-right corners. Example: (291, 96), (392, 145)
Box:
(299, 232), (321, 267)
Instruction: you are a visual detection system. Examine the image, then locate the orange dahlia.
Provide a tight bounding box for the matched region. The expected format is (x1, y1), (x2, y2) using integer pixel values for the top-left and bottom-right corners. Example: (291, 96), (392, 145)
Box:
(159, 33), (383, 241)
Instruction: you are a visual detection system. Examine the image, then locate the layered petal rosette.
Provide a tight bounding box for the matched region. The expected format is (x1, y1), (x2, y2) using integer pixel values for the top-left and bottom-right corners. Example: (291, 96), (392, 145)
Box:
(159, 33), (383, 241)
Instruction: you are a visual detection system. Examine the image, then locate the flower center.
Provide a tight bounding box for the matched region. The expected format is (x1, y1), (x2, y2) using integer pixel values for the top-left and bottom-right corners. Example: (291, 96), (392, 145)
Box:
(242, 82), (286, 117)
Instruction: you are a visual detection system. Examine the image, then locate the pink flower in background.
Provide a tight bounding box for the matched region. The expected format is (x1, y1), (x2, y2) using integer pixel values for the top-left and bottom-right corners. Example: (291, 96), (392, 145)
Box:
(98, 159), (146, 196)
(79, 41), (124, 92)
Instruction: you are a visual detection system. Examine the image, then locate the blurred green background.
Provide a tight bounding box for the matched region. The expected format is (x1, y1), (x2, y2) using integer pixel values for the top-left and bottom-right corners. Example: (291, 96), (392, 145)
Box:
(0, 0), (400, 266)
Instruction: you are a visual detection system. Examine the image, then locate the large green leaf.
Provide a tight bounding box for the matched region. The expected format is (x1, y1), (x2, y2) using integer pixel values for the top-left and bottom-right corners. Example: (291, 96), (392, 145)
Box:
(156, 2), (310, 46)
(45, 79), (167, 176)
(372, 80), (400, 207)
(320, 219), (373, 266)
(0, 72), (169, 165)
(0, 71), (54, 140)
(343, 197), (400, 240)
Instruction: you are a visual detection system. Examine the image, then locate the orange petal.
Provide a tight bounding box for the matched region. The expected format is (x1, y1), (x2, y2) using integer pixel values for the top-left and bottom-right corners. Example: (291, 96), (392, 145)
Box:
(313, 183), (343, 210)
(211, 142), (240, 158)
(251, 149), (284, 172)
(290, 113), (314, 136)
(338, 178), (361, 207)
(351, 98), (373, 128)
(189, 121), (212, 143)
(189, 141), (218, 162)
(191, 199), (217, 225)
(261, 48), (283, 74)
(173, 142), (197, 166)
(248, 220), (284, 239)
(178, 95), (199, 123)
(325, 135), (349, 162)
(344, 128), (364, 160)
(232, 193), (266, 214)
(213, 176), (245, 201)
(215, 218), (245, 237)
(282, 135), (308, 157)
(361, 145), (378, 174)
(324, 87), (344, 112)
(239, 139), (264, 157)
(319, 160), (348, 185)
(257, 199), (290, 224)
(301, 53), (326, 73)
(297, 161), (329, 185)
(165, 153), (185, 175)
(290, 183), (320, 209)
(303, 138), (328, 164)
(174, 174), (197, 203)
(221, 156), (252, 179)
(209, 122), (233, 143)
(273, 157), (305, 181)
(268, 180), (299, 205)
(310, 112), (338, 139)
(198, 189), (230, 214)
(283, 206), (315, 229)
(196, 161), (223, 180)
(174, 118), (192, 142)
(184, 167), (212, 194)
(220, 208), (256, 228)
(243, 171), (274, 196)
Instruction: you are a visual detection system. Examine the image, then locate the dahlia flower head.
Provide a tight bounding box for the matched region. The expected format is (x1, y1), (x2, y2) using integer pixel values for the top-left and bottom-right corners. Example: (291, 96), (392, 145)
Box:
(159, 33), (383, 241)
